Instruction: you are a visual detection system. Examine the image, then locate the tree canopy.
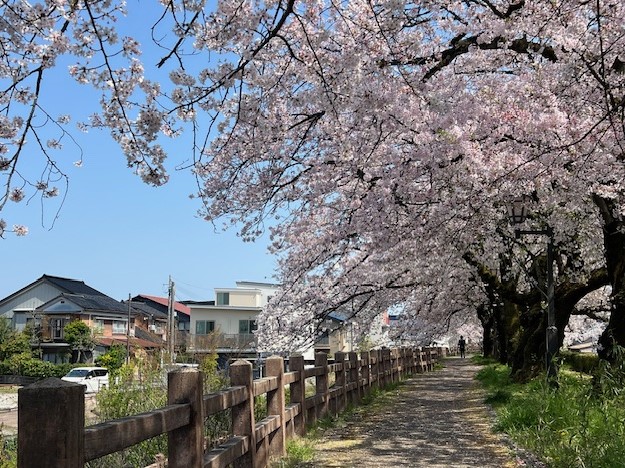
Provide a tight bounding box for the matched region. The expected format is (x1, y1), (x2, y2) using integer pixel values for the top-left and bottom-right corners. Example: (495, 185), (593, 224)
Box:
(2, 0), (625, 372)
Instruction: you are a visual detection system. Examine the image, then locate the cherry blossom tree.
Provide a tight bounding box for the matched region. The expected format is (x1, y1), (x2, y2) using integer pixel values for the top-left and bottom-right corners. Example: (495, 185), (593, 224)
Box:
(2, 1), (625, 372)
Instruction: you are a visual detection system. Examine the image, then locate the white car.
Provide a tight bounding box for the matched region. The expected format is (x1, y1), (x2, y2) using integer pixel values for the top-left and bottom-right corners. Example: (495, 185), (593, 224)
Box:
(61, 367), (109, 393)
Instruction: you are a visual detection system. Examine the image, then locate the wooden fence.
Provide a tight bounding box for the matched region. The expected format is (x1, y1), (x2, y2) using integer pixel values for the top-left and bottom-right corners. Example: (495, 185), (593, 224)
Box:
(17, 346), (441, 468)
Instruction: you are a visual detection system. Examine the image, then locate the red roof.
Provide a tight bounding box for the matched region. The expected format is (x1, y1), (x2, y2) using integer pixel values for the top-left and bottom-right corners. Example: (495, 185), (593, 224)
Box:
(137, 295), (190, 316)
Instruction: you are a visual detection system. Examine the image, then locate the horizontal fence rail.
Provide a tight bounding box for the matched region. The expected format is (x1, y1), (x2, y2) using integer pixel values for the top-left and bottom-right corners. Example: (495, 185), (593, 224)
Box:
(17, 346), (444, 468)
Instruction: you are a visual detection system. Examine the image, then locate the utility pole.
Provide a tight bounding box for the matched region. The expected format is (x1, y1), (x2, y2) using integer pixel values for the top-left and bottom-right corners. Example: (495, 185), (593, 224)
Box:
(167, 276), (176, 363)
(126, 293), (131, 365)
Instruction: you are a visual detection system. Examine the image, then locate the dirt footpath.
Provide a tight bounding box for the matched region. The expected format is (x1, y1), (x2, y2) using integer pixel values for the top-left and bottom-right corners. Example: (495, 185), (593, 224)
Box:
(310, 357), (525, 468)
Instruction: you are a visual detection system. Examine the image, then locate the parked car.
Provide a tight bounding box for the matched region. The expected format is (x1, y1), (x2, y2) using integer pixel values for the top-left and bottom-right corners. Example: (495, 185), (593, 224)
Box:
(61, 367), (109, 393)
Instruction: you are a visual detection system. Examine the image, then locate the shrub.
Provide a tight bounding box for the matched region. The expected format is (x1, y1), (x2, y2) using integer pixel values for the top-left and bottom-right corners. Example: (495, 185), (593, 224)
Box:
(87, 361), (167, 468)
(95, 344), (126, 373)
(0, 433), (16, 468)
(559, 351), (599, 374)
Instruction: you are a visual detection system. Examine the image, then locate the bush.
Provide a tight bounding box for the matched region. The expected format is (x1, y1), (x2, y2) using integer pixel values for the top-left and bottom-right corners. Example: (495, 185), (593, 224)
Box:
(0, 433), (16, 468)
(95, 344), (126, 374)
(560, 351), (599, 374)
(87, 361), (167, 468)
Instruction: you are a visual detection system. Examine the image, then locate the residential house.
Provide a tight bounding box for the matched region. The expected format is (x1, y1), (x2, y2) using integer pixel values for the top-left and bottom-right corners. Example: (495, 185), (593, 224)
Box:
(303, 311), (353, 360)
(129, 294), (191, 344)
(0, 274), (109, 331)
(186, 281), (280, 367)
(299, 310), (392, 360)
(0, 274), (163, 364)
(187, 281), (372, 368)
(35, 293), (163, 363)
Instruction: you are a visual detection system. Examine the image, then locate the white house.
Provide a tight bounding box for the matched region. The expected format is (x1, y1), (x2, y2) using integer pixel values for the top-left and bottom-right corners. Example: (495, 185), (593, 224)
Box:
(186, 281), (280, 359)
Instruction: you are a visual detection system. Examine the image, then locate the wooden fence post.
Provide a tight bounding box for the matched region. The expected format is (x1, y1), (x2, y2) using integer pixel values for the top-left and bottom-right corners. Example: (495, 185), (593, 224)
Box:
(371, 349), (379, 389)
(383, 348), (391, 387)
(288, 355), (306, 436)
(168, 367), (204, 468)
(392, 349), (398, 383)
(314, 352), (329, 423)
(420, 347), (427, 373)
(18, 378), (84, 468)
(361, 351), (370, 398)
(334, 351), (347, 413)
(348, 351), (359, 405)
(426, 347), (433, 371)
(231, 360), (256, 468)
(266, 356), (286, 461)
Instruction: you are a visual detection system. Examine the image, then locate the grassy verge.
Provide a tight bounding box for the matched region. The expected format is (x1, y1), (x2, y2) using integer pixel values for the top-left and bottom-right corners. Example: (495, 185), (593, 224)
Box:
(475, 357), (625, 467)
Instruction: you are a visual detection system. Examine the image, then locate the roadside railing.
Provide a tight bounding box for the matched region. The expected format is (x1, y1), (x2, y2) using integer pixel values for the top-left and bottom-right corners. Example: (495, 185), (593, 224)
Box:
(17, 346), (441, 468)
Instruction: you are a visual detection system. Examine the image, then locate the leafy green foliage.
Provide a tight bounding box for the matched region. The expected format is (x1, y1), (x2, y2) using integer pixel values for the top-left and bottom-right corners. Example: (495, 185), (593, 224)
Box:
(63, 321), (95, 363)
(559, 351), (599, 375)
(95, 344), (126, 373)
(63, 321), (93, 347)
(0, 433), (16, 468)
(88, 359), (167, 468)
(0, 330), (31, 361)
(272, 438), (315, 467)
(199, 352), (232, 449)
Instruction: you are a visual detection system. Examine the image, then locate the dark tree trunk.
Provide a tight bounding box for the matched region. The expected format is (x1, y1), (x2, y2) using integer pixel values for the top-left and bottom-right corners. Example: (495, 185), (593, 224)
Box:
(498, 300), (521, 365)
(477, 304), (497, 359)
(510, 302), (545, 382)
(593, 195), (625, 361)
(510, 267), (608, 382)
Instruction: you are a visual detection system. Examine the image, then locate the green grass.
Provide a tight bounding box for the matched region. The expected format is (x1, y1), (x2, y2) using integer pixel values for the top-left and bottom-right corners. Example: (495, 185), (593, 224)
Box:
(271, 438), (315, 467)
(475, 360), (625, 467)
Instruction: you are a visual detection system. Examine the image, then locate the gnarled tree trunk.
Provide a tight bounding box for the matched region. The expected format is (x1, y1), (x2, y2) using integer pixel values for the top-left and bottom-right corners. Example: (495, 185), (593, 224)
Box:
(594, 195), (625, 361)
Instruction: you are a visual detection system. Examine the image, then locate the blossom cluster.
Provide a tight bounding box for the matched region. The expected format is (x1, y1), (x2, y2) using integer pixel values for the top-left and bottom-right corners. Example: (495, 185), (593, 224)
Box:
(1, 0), (624, 350)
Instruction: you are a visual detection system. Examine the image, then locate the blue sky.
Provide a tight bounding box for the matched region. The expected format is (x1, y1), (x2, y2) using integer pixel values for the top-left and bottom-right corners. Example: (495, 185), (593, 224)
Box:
(0, 140), (278, 302)
(0, 2), (278, 302)
(1, 135), (279, 302)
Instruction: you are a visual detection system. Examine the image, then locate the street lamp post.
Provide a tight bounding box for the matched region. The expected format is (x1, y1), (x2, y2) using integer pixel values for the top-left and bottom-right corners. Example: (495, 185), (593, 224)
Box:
(508, 199), (557, 381)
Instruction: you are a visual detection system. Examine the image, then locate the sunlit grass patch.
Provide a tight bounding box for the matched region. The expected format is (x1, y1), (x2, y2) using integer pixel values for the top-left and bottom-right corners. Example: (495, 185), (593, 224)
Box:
(476, 360), (625, 467)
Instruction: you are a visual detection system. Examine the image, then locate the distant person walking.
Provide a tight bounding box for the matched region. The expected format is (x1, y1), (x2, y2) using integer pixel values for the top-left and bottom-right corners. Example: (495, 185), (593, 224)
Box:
(458, 336), (466, 358)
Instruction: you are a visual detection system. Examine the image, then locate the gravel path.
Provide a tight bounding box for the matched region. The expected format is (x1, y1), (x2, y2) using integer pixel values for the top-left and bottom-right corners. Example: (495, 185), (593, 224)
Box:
(310, 356), (523, 468)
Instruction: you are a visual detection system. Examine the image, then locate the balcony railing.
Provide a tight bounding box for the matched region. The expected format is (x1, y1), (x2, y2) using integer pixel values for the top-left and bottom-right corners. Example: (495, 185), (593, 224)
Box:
(185, 333), (256, 352)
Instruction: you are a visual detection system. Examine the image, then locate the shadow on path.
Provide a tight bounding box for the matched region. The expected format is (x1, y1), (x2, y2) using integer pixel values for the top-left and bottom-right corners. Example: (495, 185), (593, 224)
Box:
(310, 357), (519, 468)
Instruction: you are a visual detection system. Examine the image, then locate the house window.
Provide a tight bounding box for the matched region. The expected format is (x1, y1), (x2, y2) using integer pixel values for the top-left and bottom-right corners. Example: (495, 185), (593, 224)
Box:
(112, 320), (127, 335)
(178, 321), (190, 332)
(195, 320), (215, 335)
(317, 330), (330, 345)
(93, 319), (104, 335)
(50, 318), (65, 340)
(216, 292), (230, 305)
(239, 320), (257, 334)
